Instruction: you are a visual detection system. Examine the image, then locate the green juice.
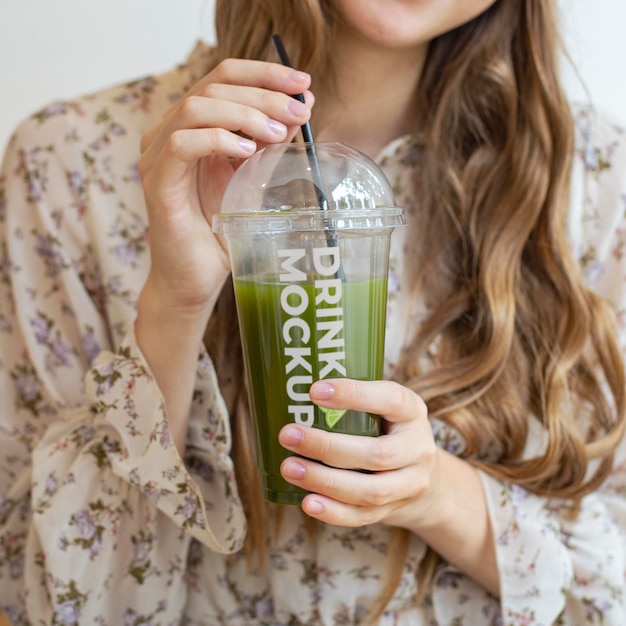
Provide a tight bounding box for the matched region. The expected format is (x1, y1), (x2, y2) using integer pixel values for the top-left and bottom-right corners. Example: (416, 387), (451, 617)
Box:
(234, 274), (388, 504)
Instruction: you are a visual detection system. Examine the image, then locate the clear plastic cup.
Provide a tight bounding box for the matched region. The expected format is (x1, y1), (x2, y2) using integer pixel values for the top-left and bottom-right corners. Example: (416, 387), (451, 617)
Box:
(213, 142), (405, 504)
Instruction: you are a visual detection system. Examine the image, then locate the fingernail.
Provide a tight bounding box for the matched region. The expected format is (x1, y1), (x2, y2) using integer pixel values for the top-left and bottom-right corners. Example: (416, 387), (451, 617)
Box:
(280, 425), (304, 446)
(282, 459), (306, 480)
(290, 70), (310, 83)
(287, 98), (309, 117)
(238, 138), (256, 154)
(305, 500), (324, 516)
(311, 381), (335, 400)
(267, 119), (287, 135)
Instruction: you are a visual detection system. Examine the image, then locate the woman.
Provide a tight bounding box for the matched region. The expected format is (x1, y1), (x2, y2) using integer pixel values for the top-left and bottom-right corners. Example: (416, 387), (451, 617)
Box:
(1, 0), (625, 623)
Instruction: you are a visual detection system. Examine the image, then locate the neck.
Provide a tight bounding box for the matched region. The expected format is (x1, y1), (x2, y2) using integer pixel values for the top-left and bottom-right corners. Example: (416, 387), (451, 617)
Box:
(313, 30), (427, 159)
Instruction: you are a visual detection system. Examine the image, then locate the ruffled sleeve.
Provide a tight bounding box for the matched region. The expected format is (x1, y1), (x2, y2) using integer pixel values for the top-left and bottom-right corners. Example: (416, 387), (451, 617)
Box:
(479, 107), (626, 625)
(0, 71), (245, 625)
(26, 331), (246, 623)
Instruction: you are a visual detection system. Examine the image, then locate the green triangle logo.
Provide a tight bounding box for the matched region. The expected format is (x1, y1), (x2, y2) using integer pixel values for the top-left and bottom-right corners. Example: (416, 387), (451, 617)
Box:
(320, 406), (347, 429)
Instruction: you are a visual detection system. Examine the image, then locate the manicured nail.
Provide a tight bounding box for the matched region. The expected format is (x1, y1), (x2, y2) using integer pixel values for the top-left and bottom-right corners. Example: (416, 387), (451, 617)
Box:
(290, 70), (310, 83)
(311, 381), (335, 400)
(282, 459), (306, 480)
(280, 424), (304, 446)
(287, 98), (309, 117)
(305, 500), (324, 516)
(238, 138), (256, 154)
(267, 119), (287, 135)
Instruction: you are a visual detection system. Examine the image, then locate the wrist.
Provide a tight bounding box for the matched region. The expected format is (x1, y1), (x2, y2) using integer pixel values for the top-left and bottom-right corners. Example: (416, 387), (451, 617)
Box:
(136, 270), (228, 341)
(134, 278), (229, 456)
(394, 449), (500, 597)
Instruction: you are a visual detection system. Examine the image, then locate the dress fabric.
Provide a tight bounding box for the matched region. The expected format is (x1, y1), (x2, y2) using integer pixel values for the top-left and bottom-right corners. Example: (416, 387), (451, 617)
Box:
(1, 42), (625, 626)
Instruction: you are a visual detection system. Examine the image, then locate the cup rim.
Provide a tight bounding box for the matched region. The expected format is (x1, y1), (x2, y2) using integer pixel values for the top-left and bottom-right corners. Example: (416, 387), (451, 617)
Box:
(212, 206), (406, 234)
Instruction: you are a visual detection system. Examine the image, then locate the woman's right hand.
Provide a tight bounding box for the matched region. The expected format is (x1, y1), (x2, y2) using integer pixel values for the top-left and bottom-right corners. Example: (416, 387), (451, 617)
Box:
(134, 59), (313, 453)
(138, 58), (314, 331)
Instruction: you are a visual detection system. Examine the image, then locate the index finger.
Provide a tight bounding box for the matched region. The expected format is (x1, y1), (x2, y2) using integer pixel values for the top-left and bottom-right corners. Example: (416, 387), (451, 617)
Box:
(309, 379), (428, 425)
(192, 58), (311, 97)
(148, 59), (311, 141)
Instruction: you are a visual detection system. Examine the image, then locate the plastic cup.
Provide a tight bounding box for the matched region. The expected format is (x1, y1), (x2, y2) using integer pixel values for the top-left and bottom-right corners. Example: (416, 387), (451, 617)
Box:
(213, 142), (405, 504)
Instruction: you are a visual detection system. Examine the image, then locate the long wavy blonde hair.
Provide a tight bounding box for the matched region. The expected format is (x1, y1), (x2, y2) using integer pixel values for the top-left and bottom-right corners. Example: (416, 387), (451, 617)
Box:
(205, 0), (626, 618)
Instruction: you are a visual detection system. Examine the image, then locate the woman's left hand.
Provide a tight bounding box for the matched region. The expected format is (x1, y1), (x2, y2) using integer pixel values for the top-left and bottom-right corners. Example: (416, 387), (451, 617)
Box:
(278, 378), (440, 530)
(279, 378), (500, 597)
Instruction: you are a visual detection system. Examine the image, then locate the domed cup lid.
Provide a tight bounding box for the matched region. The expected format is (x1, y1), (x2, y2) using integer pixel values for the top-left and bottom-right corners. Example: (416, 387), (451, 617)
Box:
(212, 142), (405, 234)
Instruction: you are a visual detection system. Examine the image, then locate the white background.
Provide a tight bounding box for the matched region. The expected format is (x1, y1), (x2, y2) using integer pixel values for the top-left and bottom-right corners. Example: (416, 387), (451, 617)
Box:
(0, 0), (624, 153)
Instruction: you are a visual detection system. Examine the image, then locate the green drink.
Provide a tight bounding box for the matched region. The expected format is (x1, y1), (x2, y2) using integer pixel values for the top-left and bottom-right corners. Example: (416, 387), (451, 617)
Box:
(234, 274), (387, 504)
(213, 141), (405, 504)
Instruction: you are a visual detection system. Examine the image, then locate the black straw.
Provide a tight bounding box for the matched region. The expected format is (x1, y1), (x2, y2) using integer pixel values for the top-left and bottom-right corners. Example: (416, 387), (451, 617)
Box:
(271, 34), (329, 211)
(271, 35), (315, 145)
(271, 34), (345, 282)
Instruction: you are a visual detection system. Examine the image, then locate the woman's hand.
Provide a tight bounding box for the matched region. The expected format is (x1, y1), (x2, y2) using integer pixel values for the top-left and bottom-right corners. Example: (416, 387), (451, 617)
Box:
(278, 378), (500, 597)
(138, 58), (314, 326)
(278, 378), (439, 529)
(134, 59), (313, 454)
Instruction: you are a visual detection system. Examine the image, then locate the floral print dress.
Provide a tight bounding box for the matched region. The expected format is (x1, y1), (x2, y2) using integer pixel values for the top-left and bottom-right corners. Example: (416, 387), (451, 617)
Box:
(1, 43), (625, 626)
